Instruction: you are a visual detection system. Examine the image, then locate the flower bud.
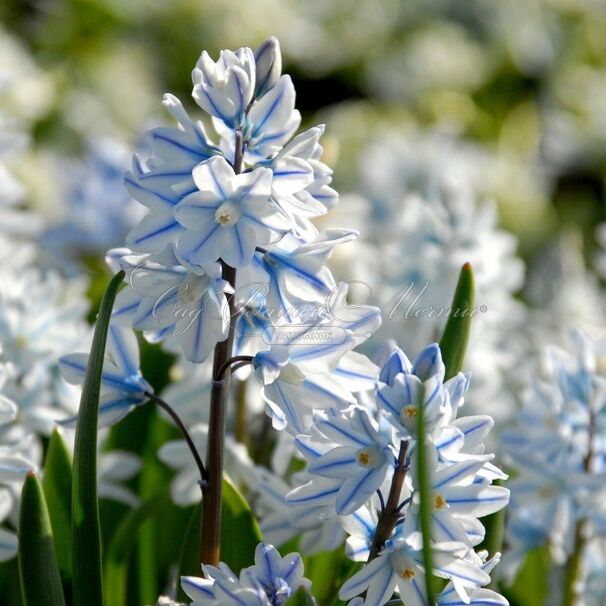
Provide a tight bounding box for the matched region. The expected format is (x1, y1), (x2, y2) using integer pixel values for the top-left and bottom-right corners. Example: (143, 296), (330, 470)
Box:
(254, 37), (282, 98)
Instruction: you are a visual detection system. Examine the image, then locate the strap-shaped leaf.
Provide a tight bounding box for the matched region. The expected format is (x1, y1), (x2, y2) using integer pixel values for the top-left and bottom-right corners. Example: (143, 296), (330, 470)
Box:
(43, 429), (73, 580)
(72, 270), (124, 606)
(439, 262), (475, 380)
(18, 473), (66, 606)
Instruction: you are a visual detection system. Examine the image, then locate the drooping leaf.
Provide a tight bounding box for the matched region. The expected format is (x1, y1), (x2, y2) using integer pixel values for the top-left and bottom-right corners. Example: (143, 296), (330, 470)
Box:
(18, 473), (66, 606)
(43, 429), (73, 580)
(71, 270), (125, 606)
(439, 262), (475, 380)
(104, 492), (170, 606)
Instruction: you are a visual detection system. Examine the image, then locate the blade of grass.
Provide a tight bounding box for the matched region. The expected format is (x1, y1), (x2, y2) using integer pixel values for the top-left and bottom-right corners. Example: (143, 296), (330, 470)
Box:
(71, 270), (124, 606)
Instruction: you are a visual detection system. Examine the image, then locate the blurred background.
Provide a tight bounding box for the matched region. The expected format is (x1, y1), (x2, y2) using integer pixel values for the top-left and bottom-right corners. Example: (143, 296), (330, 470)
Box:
(2, 0), (606, 302)
(1, 1), (606, 604)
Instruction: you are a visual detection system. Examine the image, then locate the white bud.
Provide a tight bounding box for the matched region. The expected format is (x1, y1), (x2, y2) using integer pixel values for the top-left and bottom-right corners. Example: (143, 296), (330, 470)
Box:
(254, 37), (282, 98)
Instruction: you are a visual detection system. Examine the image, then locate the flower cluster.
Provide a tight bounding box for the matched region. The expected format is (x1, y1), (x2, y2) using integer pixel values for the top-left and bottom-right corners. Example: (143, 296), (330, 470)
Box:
(501, 329), (606, 599)
(67, 37), (382, 441)
(284, 343), (510, 606)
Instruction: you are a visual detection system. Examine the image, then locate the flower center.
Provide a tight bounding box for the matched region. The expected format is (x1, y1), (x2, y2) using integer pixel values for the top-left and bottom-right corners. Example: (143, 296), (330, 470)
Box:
(214, 201), (240, 226)
(178, 274), (207, 305)
(400, 404), (418, 431)
(434, 494), (447, 509)
(356, 447), (384, 468)
(399, 568), (415, 581)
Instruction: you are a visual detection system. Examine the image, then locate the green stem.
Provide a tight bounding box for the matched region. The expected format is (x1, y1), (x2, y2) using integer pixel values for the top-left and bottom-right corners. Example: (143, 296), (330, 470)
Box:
(416, 384), (436, 605)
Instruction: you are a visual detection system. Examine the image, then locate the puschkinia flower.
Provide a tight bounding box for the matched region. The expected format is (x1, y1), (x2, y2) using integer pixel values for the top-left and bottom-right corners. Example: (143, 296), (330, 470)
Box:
(285, 342), (509, 605)
(287, 408), (394, 515)
(339, 530), (489, 606)
(0, 358), (37, 561)
(251, 284), (381, 433)
(254, 468), (345, 555)
(181, 543), (311, 606)
(59, 324), (152, 427)
(192, 47), (256, 129)
(108, 246), (231, 363)
(174, 157), (288, 270)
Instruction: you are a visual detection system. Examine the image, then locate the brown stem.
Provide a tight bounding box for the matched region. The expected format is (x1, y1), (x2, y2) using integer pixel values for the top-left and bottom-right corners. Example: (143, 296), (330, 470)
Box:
(200, 262), (237, 566)
(216, 355), (254, 381)
(367, 441), (410, 562)
(199, 124), (246, 567)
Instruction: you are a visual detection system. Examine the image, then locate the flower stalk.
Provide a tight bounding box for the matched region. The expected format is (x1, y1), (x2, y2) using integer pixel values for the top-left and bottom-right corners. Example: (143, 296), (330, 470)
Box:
(145, 391), (207, 486)
(200, 128), (244, 567)
(367, 440), (410, 562)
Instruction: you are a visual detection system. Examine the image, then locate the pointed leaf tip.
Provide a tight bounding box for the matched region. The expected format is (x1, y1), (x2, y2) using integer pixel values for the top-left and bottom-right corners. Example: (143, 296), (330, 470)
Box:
(439, 263), (475, 380)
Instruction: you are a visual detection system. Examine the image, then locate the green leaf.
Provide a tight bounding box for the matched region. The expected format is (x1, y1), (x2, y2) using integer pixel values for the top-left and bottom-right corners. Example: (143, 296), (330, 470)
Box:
(439, 263), (475, 380)
(503, 547), (550, 606)
(304, 548), (358, 605)
(284, 587), (317, 606)
(177, 476), (262, 601)
(0, 559), (24, 606)
(43, 429), (73, 580)
(18, 473), (66, 606)
(71, 270), (125, 606)
(416, 383), (436, 605)
(220, 475), (263, 573)
(103, 492), (170, 606)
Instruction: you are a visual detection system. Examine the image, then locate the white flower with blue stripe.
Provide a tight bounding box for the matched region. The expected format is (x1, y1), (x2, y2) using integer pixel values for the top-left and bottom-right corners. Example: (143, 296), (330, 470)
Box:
(108, 246), (231, 364)
(59, 324), (152, 427)
(287, 408), (395, 516)
(174, 156), (289, 270)
(251, 284), (381, 433)
(124, 94), (219, 255)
